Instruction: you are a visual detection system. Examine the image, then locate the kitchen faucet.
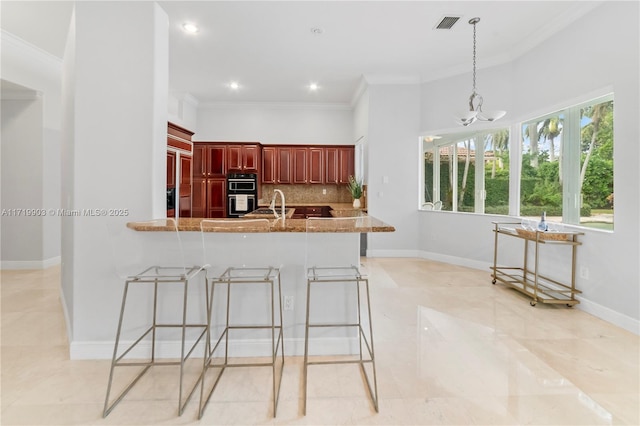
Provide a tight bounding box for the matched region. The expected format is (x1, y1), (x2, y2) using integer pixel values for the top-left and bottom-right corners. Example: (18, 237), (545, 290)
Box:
(269, 189), (286, 224)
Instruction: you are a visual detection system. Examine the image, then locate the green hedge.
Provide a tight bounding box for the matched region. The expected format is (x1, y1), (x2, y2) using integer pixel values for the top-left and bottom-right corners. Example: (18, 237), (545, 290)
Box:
(486, 204), (592, 217)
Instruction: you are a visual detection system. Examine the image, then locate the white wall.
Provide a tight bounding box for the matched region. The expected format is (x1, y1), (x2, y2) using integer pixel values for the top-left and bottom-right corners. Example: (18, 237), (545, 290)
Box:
(366, 83), (421, 256)
(417, 1), (639, 332)
(61, 2), (169, 344)
(1, 96), (44, 264)
(0, 32), (62, 269)
(195, 103), (353, 144)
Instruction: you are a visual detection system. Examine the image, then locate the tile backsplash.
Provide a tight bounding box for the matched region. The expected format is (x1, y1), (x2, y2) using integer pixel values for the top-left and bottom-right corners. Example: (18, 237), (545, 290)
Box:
(260, 184), (352, 204)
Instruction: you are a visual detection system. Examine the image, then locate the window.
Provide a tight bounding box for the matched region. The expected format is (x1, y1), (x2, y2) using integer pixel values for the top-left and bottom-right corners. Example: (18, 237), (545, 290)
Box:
(422, 95), (613, 232)
(520, 95), (613, 230)
(422, 128), (510, 214)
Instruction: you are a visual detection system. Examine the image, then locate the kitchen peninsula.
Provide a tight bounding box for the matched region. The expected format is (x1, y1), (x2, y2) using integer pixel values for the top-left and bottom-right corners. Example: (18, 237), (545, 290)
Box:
(127, 215), (394, 233)
(128, 214), (394, 357)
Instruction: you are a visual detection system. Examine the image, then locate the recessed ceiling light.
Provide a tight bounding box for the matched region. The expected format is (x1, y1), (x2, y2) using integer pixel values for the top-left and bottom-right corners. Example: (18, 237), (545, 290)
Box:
(310, 27), (324, 35)
(229, 81), (240, 90)
(182, 22), (199, 34)
(309, 83), (319, 91)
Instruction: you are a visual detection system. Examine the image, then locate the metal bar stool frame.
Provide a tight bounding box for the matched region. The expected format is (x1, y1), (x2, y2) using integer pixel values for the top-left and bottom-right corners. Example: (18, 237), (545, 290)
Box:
(302, 217), (379, 415)
(198, 219), (285, 419)
(103, 219), (207, 418)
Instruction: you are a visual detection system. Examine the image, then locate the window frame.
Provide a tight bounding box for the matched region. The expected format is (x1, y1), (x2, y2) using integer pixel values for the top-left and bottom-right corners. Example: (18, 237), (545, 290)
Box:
(420, 92), (614, 233)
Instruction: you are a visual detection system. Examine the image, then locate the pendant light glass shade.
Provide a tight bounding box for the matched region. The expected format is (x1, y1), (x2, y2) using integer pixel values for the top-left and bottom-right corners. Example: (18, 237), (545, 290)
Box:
(455, 18), (506, 126)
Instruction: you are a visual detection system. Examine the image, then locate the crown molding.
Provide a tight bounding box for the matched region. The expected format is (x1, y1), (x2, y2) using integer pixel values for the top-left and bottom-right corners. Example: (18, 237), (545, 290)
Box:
(1, 29), (62, 71)
(199, 101), (352, 111)
(363, 74), (421, 85)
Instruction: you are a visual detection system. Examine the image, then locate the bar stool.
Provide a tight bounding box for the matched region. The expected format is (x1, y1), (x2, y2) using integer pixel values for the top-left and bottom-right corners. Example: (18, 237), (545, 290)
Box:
(198, 219), (284, 419)
(303, 216), (379, 414)
(103, 218), (207, 417)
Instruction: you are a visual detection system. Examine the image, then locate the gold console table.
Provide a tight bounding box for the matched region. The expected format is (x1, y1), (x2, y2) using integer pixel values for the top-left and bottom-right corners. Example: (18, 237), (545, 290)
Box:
(491, 221), (583, 307)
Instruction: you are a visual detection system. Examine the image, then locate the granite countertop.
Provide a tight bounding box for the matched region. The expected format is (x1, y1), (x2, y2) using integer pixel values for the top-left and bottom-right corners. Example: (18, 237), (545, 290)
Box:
(127, 216), (394, 233)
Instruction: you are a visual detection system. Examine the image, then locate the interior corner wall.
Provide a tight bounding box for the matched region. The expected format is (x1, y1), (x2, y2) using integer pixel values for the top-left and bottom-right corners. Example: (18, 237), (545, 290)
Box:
(353, 88), (370, 181)
(418, 1), (639, 331)
(366, 83), (421, 256)
(65, 2), (169, 345)
(60, 6), (77, 337)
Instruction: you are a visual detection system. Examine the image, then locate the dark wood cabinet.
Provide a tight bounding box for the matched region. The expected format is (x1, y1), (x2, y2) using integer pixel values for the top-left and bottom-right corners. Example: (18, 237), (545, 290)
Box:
(179, 156), (192, 218)
(192, 178), (206, 218)
(262, 144), (354, 185)
(325, 146), (354, 184)
(325, 148), (339, 184)
(167, 122), (194, 218)
(194, 144), (226, 177)
(308, 147), (324, 184)
(292, 147), (308, 184)
(192, 177), (226, 218)
(338, 147), (355, 183)
(227, 144), (260, 173)
(167, 151), (176, 187)
(262, 146), (277, 183)
(192, 142), (229, 217)
(207, 178), (226, 218)
(277, 147), (292, 184)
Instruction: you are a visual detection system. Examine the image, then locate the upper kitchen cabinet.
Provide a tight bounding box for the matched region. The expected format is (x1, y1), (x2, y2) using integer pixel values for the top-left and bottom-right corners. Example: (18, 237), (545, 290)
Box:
(325, 146), (354, 184)
(262, 146), (277, 183)
(308, 147), (324, 184)
(277, 147), (292, 184)
(292, 147), (308, 184)
(261, 144), (353, 184)
(194, 144), (226, 177)
(227, 143), (260, 173)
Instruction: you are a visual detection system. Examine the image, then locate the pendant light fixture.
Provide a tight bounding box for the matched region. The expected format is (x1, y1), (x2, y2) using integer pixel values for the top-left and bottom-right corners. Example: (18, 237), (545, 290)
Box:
(455, 17), (506, 126)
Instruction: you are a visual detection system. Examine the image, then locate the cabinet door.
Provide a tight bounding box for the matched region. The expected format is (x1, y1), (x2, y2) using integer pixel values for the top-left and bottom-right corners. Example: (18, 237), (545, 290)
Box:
(207, 178), (226, 217)
(207, 145), (227, 176)
(277, 147), (292, 184)
(243, 144), (260, 172)
(325, 147), (339, 184)
(192, 178), (207, 218)
(308, 147), (324, 184)
(262, 146), (276, 183)
(292, 147), (308, 184)
(167, 151), (177, 187)
(338, 147), (355, 183)
(227, 145), (243, 172)
(179, 155), (192, 218)
(193, 144), (207, 178)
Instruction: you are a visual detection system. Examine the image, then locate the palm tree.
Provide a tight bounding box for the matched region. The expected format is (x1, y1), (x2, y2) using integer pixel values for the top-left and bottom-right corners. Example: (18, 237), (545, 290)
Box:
(580, 102), (611, 190)
(524, 123), (539, 168)
(490, 129), (509, 179)
(540, 117), (562, 163)
(539, 117), (563, 183)
(458, 139), (472, 207)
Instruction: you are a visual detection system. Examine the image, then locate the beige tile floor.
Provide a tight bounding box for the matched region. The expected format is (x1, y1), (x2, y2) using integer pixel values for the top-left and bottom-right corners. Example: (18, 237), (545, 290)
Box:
(1, 258), (638, 425)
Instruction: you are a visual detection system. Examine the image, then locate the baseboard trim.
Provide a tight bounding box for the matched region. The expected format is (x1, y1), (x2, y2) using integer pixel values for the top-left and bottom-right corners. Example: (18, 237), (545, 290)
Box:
(417, 250), (640, 335)
(417, 250), (491, 271)
(575, 296), (639, 335)
(1, 256), (61, 270)
(367, 249), (421, 258)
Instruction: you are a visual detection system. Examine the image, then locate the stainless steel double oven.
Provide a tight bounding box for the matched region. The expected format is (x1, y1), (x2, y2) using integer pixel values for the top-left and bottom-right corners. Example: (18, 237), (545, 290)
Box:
(227, 173), (257, 217)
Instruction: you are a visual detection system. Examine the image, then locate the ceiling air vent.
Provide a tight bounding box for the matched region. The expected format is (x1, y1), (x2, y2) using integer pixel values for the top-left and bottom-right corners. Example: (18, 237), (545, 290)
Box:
(434, 16), (461, 30)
